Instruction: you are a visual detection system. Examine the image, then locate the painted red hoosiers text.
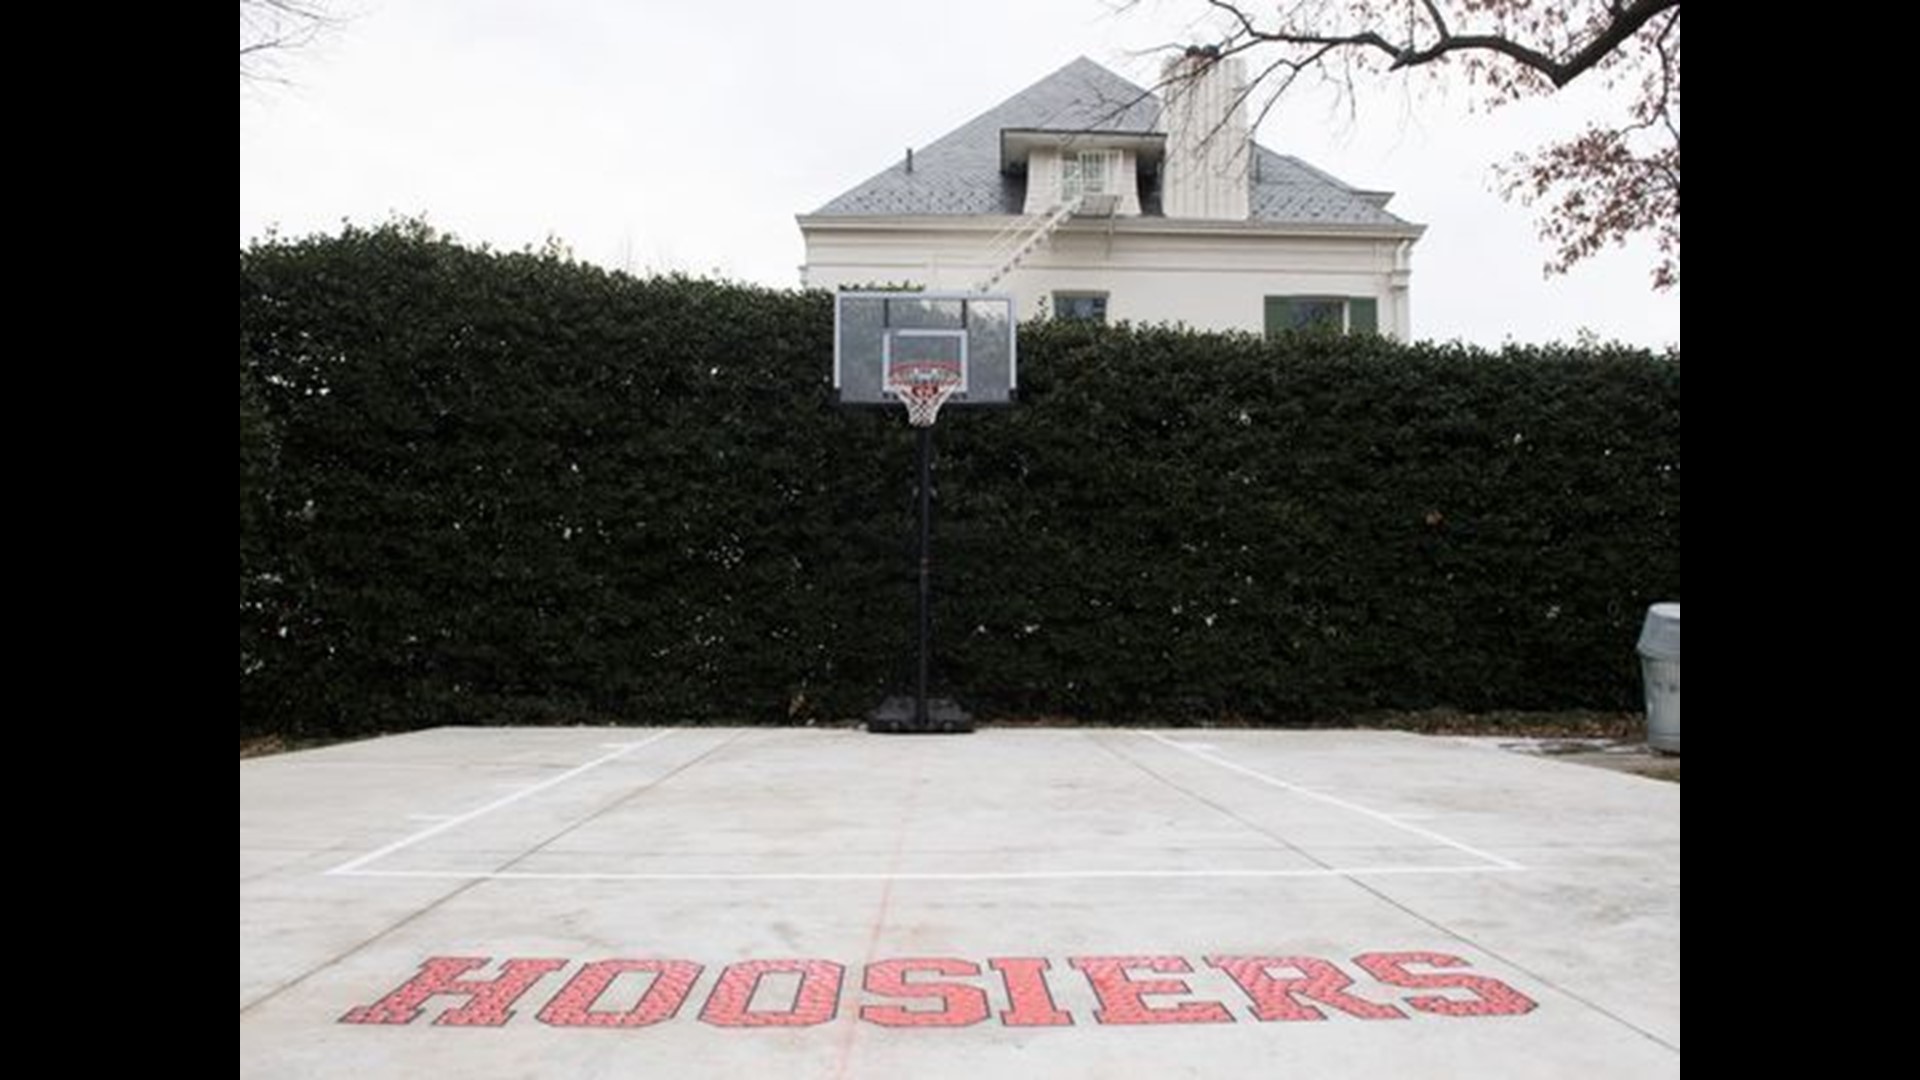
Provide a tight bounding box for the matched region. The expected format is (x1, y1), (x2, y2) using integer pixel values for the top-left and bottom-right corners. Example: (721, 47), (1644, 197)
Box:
(341, 950), (1538, 1029)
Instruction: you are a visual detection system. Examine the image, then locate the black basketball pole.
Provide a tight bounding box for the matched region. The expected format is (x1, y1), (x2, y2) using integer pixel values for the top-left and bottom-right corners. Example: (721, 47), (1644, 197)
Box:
(914, 425), (933, 726)
(869, 417), (969, 733)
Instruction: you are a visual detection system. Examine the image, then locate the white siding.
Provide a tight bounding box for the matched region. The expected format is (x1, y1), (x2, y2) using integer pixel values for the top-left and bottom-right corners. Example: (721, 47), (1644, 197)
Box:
(800, 220), (1416, 339)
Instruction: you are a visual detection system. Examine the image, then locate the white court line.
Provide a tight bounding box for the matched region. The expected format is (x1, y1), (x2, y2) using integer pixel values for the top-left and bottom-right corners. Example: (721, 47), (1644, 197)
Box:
(324, 731), (675, 876)
(1138, 731), (1525, 871)
(330, 864), (1521, 883)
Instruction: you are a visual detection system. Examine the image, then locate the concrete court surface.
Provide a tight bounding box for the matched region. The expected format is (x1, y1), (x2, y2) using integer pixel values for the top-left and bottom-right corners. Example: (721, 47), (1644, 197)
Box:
(240, 727), (1679, 1078)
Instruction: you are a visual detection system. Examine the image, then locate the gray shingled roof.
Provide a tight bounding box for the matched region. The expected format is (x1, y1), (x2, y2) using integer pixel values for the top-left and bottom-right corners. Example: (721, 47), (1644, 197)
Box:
(811, 56), (1414, 229)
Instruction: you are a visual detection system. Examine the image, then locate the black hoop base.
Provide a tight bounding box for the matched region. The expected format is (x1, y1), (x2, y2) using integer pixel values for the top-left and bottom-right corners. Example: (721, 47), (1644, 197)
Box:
(867, 696), (974, 735)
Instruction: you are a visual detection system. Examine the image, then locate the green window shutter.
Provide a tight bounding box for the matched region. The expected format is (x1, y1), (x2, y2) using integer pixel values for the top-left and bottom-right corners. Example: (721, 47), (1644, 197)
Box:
(1264, 297), (1294, 339)
(1348, 297), (1378, 334)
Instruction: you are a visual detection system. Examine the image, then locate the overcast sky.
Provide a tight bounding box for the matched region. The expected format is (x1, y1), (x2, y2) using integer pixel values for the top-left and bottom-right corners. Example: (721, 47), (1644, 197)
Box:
(239, 0), (1679, 349)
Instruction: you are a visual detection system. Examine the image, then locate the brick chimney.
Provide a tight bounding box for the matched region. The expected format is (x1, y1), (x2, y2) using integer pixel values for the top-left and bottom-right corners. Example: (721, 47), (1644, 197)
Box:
(1159, 47), (1251, 220)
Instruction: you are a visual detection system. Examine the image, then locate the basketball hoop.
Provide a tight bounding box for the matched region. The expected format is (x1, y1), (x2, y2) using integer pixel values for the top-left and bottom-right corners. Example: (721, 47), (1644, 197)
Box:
(832, 292), (1015, 735)
(886, 361), (963, 428)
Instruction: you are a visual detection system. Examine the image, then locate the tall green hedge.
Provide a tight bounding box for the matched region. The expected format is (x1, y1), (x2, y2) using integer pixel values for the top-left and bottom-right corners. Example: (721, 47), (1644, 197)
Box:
(240, 223), (1679, 736)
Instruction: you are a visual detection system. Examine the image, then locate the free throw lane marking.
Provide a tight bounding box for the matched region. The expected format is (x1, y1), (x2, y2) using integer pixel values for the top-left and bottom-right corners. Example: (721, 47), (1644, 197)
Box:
(1137, 731), (1524, 871)
(325, 731), (675, 876)
(328, 864), (1521, 883)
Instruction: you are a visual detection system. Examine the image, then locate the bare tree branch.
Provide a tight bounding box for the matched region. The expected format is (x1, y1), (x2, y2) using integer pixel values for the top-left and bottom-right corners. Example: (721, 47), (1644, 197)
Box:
(1206, 0), (1677, 88)
(1141, 1), (1681, 288)
(240, 0), (346, 83)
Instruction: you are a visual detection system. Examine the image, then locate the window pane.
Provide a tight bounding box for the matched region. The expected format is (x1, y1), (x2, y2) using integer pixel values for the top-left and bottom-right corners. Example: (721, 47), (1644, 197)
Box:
(1055, 294), (1107, 323)
(1291, 299), (1344, 332)
(1080, 151), (1110, 195)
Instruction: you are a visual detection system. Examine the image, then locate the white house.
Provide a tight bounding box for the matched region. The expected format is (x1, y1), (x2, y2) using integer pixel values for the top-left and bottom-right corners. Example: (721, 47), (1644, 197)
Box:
(797, 54), (1425, 339)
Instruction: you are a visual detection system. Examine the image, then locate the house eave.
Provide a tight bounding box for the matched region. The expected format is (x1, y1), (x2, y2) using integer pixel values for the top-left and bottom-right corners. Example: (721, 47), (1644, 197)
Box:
(796, 213), (1425, 241)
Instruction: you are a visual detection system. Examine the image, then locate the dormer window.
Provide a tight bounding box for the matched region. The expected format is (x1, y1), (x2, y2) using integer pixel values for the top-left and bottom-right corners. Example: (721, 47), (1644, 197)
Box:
(1004, 131), (1160, 217)
(1062, 150), (1120, 204)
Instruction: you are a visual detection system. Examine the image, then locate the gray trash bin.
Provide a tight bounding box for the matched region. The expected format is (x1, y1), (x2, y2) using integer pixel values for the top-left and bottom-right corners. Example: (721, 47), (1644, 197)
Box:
(1637, 603), (1680, 754)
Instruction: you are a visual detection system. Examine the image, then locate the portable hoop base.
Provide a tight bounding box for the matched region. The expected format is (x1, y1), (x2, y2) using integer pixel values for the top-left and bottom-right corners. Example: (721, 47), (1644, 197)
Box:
(867, 695), (973, 735)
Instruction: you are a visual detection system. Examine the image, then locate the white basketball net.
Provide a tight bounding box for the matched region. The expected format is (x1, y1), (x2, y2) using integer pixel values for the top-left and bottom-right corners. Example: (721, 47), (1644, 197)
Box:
(887, 367), (963, 428)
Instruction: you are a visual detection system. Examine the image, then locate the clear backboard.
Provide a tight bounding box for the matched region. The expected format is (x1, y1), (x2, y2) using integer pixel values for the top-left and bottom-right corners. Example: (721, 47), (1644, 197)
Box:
(834, 292), (1016, 414)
